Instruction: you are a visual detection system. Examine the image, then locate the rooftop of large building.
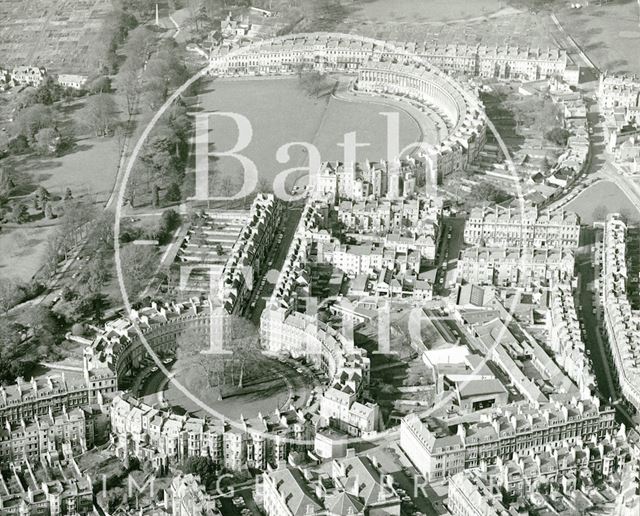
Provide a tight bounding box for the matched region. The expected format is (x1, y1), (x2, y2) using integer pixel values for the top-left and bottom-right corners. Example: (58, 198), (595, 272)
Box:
(404, 396), (612, 451)
(466, 203), (579, 225)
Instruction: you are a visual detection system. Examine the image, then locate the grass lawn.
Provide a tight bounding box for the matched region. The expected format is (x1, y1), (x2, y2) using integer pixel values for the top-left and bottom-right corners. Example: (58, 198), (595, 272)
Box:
(161, 356), (308, 420)
(11, 137), (121, 203)
(0, 95), (125, 283)
(565, 180), (640, 224)
(330, 0), (553, 47)
(195, 77), (423, 196)
(555, 2), (640, 74)
(343, 0), (510, 24)
(1, 134), (121, 282)
(0, 225), (56, 281)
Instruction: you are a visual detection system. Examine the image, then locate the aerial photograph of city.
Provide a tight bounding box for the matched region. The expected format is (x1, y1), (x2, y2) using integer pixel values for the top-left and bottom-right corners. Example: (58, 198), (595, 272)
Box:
(1, 0), (640, 514)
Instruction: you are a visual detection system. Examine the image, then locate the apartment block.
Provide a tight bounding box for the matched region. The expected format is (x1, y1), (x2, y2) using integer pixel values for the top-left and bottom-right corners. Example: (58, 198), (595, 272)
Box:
(600, 214), (640, 412)
(547, 284), (595, 396)
(457, 247), (575, 288)
(401, 397), (616, 481)
(463, 204), (580, 249)
(171, 473), (220, 516)
(110, 394), (310, 472)
(262, 450), (401, 516)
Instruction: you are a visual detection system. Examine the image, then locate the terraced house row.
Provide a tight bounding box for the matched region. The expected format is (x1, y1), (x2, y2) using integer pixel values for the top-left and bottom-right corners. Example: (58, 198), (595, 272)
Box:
(0, 406), (101, 464)
(261, 199), (380, 437)
(600, 214), (640, 413)
(547, 284), (595, 397)
(448, 428), (635, 516)
(110, 393), (312, 472)
(448, 429), (632, 507)
(216, 193), (283, 314)
(315, 159), (426, 202)
(209, 32), (487, 179)
(357, 60), (486, 176)
(457, 246), (575, 288)
(0, 369), (115, 425)
(210, 35), (567, 81)
(463, 204), (580, 249)
(400, 397), (616, 481)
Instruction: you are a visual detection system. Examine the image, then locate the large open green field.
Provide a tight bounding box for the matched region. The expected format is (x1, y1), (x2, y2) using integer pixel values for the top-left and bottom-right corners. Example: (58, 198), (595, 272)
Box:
(565, 180), (640, 224)
(0, 98), (123, 282)
(10, 136), (121, 203)
(326, 0), (554, 47)
(555, 1), (640, 74)
(196, 77), (425, 196)
(341, 0), (509, 24)
(0, 225), (55, 281)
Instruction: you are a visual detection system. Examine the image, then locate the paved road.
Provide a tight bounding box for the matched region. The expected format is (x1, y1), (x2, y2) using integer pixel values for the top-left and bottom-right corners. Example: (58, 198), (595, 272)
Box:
(433, 216), (465, 295)
(247, 206), (303, 326)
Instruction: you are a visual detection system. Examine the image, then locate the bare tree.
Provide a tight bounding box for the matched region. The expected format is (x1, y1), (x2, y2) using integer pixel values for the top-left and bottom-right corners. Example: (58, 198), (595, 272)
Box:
(175, 325), (225, 396)
(115, 62), (140, 117)
(0, 279), (22, 314)
(82, 94), (120, 137)
(225, 315), (260, 389)
(119, 245), (158, 299)
(219, 176), (235, 198)
(174, 315), (260, 392)
(257, 177), (272, 194)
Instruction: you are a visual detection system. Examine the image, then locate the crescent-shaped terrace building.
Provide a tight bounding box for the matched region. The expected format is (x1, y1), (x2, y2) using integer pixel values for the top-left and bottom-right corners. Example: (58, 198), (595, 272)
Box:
(209, 32), (488, 178)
